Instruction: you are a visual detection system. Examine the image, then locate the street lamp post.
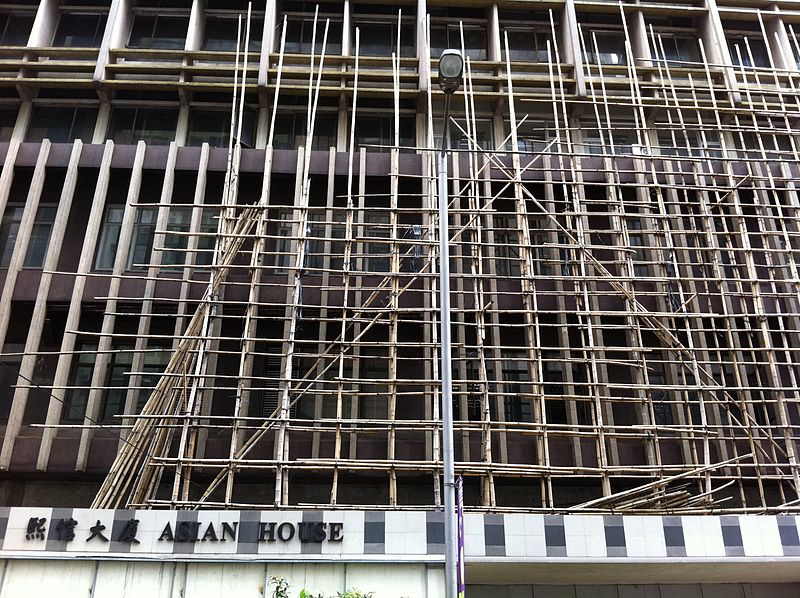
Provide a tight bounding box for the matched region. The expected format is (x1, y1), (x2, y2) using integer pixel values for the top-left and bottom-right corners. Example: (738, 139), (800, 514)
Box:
(438, 48), (464, 598)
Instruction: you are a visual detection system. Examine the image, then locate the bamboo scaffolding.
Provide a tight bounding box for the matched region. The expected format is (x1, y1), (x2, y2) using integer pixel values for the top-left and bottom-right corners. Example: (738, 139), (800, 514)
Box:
(0, 6), (799, 514)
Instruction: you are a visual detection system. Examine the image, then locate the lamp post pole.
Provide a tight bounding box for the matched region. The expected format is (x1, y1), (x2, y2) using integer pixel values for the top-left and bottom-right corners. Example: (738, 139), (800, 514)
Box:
(437, 49), (463, 598)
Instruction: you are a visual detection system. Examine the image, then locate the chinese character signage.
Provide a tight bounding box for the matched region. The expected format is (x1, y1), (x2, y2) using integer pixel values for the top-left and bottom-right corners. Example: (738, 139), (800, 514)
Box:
(0, 508), (353, 560)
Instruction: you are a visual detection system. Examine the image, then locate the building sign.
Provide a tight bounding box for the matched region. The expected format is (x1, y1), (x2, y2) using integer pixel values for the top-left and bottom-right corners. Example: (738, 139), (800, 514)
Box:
(0, 509), (797, 563)
(19, 516), (343, 546)
(0, 508), (363, 561)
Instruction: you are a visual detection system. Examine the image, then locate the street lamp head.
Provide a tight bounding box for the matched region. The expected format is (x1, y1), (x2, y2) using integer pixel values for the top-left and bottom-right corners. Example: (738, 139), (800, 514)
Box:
(438, 49), (464, 95)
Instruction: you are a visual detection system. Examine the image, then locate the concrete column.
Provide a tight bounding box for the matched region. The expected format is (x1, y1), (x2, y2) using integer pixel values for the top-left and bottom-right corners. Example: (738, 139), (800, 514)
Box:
(703, 0), (741, 103)
(263, 0), (278, 55)
(259, 0), (278, 89)
(492, 108), (505, 153)
(342, 0), (351, 58)
(178, 0), (205, 143)
(175, 106), (190, 146)
(37, 141), (116, 471)
(92, 102), (112, 144)
(255, 106), (269, 149)
(0, 141), (65, 471)
(185, 0), (206, 52)
(0, 141), (51, 363)
(11, 101), (32, 143)
(337, 94), (348, 153)
(562, 0), (586, 97)
(258, 0), (280, 148)
(628, 9), (651, 68)
(417, 0), (429, 92)
(27, 0), (58, 47)
(763, 10), (796, 71)
(416, 109), (426, 149)
(93, 0), (132, 97)
(488, 4), (501, 63)
(20, 0), (58, 99)
(76, 141), (147, 471)
(488, 3), (502, 150)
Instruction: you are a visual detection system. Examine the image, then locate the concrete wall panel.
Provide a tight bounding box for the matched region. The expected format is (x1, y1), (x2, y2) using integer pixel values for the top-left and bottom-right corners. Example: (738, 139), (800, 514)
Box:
(0, 559), (95, 598)
(183, 562), (265, 598)
(93, 561), (175, 598)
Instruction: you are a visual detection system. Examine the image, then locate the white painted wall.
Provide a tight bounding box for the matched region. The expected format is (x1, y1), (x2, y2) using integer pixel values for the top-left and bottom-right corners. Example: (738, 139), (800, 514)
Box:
(0, 560), (445, 598)
(0, 559), (798, 597)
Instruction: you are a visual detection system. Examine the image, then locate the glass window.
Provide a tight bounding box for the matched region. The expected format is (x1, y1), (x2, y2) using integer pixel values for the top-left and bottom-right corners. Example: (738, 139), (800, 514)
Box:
(0, 12), (35, 46)
(203, 15), (263, 52)
(62, 342), (135, 423)
(129, 207), (157, 269)
(543, 351), (566, 423)
(359, 354), (388, 419)
(195, 207), (219, 267)
(627, 218), (649, 277)
(0, 343), (22, 423)
(430, 23), (487, 60)
(400, 222), (423, 273)
(26, 106), (97, 143)
(136, 342), (171, 411)
(108, 107), (178, 145)
(528, 217), (552, 276)
(138, 0), (190, 7)
(501, 355), (532, 422)
(353, 20), (414, 57)
(274, 209), (293, 273)
(284, 18), (343, 55)
(0, 205), (23, 267)
(0, 107), (16, 141)
(52, 12), (107, 47)
(651, 33), (699, 65)
(101, 346), (133, 422)
(329, 211), (345, 271)
(187, 110), (230, 148)
(728, 35), (771, 68)
(363, 211), (389, 273)
(503, 28), (551, 62)
(435, 117), (492, 151)
(451, 118), (492, 151)
(456, 375), (483, 422)
(355, 114), (414, 151)
(63, 342), (97, 422)
(504, 117), (556, 154)
(95, 206), (157, 271)
(273, 112), (337, 150)
(186, 107), (257, 148)
(128, 15), (189, 50)
(657, 128), (722, 159)
(648, 358), (673, 425)
(493, 214), (521, 277)
(95, 206), (123, 271)
(24, 204), (57, 268)
(581, 122), (637, 155)
(305, 211), (326, 271)
(161, 206), (192, 267)
(583, 30), (627, 66)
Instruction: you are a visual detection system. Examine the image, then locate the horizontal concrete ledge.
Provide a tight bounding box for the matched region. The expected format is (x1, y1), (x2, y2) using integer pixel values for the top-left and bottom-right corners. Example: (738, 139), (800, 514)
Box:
(466, 560), (800, 585)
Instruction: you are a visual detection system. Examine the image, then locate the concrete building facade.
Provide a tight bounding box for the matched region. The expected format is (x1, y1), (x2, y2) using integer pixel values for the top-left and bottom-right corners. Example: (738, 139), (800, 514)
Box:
(1, 0), (800, 595)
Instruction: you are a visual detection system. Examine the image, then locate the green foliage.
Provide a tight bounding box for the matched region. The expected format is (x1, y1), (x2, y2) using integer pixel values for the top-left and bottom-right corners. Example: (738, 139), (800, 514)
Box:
(269, 576), (290, 598)
(269, 578), (374, 598)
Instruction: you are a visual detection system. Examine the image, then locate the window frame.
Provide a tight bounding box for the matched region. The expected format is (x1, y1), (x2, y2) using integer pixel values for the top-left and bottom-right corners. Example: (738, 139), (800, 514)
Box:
(107, 105), (179, 146)
(51, 10), (109, 48)
(127, 12), (190, 50)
